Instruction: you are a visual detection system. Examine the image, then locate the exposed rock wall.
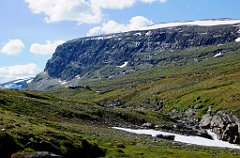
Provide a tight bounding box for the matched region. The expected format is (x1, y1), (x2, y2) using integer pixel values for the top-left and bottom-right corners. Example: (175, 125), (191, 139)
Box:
(200, 111), (240, 144)
(45, 24), (240, 80)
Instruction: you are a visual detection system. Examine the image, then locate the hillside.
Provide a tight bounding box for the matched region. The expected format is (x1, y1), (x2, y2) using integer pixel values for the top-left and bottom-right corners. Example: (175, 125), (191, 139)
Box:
(1, 86), (240, 158)
(1, 19), (240, 157)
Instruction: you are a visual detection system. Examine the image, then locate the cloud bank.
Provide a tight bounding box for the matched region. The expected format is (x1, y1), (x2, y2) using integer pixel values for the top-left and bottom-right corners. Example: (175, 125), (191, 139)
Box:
(0, 63), (41, 83)
(30, 40), (65, 55)
(0, 39), (25, 55)
(25, 0), (168, 24)
(87, 16), (153, 36)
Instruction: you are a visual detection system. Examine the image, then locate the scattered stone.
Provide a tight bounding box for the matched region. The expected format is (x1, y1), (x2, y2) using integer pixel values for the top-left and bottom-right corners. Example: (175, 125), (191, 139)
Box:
(155, 134), (175, 140)
(11, 151), (63, 158)
(141, 122), (154, 129)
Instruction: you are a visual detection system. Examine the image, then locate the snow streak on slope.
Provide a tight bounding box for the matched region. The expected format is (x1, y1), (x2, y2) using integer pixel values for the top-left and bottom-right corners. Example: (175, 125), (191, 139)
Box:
(117, 61), (128, 68)
(236, 37), (240, 42)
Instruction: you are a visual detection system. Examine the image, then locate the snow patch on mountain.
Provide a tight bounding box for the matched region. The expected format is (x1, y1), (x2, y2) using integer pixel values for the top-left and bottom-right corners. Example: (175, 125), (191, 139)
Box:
(117, 61), (128, 68)
(145, 31), (152, 36)
(134, 33), (142, 36)
(140, 19), (240, 31)
(59, 80), (67, 85)
(235, 37), (240, 42)
(214, 52), (223, 57)
(27, 79), (33, 84)
(0, 78), (34, 89)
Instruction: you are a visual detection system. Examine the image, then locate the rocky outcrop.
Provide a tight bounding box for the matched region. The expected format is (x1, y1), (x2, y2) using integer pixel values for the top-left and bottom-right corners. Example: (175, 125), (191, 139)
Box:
(140, 98), (163, 111)
(199, 114), (212, 128)
(200, 111), (240, 144)
(44, 23), (240, 81)
(0, 132), (21, 158)
(11, 151), (63, 158)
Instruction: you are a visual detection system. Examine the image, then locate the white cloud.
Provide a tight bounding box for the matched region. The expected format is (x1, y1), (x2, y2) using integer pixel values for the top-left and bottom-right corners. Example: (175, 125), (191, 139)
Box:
(0, 39), (25, 55)
(30, 40), (65, 55)
(91, 0), (168, 9)
(87, 16), (153, 36)
(91, 0), (136, 9)
(25, 0), (167, 24)
(25, 0), (102, 24)
(159, 0), (168, 3)
(0, 63), (41, 83)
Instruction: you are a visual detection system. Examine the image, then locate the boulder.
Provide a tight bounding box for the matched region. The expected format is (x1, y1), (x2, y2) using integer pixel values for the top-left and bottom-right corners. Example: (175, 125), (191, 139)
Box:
(200, 110), (240, 144)
(155, 134), (175, 140)
(222, 123), (240, 144)
(11, 151), (63, 158)
(141, 122), (154, 129)
(210, 111), (235, 128)
(0, 132), (21, 158)
(199, 114), (212, 128)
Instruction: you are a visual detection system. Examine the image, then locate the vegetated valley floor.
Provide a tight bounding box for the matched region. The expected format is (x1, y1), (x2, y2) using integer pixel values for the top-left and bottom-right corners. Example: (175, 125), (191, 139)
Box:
(1, 42), (240, 157)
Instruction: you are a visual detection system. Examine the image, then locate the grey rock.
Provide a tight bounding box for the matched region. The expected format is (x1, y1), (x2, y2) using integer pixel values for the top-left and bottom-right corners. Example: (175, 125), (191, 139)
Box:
(199, 114), (212, 128)
(11, 151), (63, 158)
(141, 122), (154, 129)
(185, 108), (196, 118)
(210, 111), (235, 128)
(198, 110), (240, 144)
(222, 123), (239, 144)
(140, 98), (163, 111)
(155, 134), (175, 140)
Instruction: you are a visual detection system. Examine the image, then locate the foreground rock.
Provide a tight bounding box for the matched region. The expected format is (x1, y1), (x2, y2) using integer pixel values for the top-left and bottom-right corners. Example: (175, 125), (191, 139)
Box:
(155, 134), (175, 140)
(11, 151), (63, 158)
(0, 132), (21, 158)
(200, 111), (240, 144)
(141, 122), (154, 129)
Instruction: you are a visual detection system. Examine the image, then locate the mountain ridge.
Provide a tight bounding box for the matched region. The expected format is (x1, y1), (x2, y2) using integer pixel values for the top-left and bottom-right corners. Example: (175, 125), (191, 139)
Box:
(44, 20), (240, 81)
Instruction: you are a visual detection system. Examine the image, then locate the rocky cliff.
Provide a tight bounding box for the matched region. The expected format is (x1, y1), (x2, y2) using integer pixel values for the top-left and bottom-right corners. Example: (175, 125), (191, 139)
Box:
(44, 20), (240, 80)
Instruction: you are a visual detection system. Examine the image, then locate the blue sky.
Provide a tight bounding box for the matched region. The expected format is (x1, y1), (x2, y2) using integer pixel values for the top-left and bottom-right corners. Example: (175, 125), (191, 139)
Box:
(0, 0), (240, 83)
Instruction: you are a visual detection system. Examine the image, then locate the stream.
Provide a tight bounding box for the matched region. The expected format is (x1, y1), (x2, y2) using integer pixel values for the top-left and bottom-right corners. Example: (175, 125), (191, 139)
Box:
(113, 127), (240, 149)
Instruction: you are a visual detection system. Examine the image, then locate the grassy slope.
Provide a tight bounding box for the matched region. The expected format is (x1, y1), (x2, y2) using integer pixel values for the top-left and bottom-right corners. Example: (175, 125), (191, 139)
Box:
(1, 42), (240, 157)
(52, 42), (240, 117)
(1, 89), (240, 158)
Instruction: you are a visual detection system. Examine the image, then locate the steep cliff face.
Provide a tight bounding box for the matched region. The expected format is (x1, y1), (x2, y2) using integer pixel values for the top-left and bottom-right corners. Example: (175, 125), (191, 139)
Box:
(44, 20), (240, 80)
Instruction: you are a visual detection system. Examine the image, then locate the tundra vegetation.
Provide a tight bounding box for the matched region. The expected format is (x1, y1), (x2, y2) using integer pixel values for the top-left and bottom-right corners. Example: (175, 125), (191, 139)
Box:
(1, 42), (240, 157)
